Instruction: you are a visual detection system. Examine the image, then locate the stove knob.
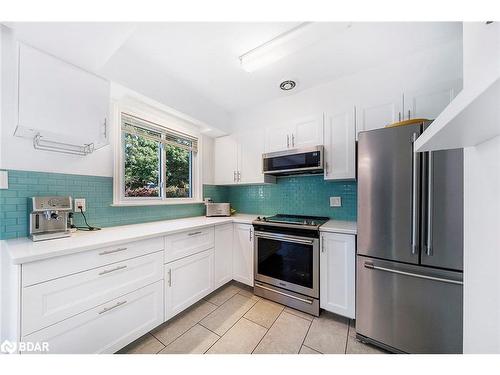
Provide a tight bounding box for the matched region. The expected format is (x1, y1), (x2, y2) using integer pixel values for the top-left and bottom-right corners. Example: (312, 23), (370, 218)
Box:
(310, 221), (316, 226)
(256, 217), (261, 221)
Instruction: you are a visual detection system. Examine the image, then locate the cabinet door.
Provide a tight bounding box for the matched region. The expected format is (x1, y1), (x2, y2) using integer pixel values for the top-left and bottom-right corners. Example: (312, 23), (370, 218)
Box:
(214, 224), (234, 289)
(232, 224), (254, 286)
(357, 95), (402, 139)
(324, 109), (356, 180)
(237, 129), (266, 184)
(320, 233), (355, 318)
(214, 135), (239, 184)
(292, 115), (324, 148)
(165, 249), (214, 320)
(265, 126), (291, 152)
(404, 83), (458, 120)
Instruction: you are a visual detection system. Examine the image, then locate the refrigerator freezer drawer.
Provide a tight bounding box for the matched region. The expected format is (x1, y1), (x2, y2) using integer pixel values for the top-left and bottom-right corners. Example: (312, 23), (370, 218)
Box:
(356, 256), (463, 353)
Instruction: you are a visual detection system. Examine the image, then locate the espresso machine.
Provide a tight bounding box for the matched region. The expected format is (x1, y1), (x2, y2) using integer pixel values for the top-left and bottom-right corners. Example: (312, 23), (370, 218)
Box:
(29, 196), (73, 241)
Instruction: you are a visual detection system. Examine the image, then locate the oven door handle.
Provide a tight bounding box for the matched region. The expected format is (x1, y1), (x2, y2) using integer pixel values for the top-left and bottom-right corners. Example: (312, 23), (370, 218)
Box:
(254, 232), (315, 245)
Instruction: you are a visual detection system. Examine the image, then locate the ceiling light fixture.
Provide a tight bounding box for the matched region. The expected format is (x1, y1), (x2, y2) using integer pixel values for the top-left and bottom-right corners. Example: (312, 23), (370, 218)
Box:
(280, 80), (296, 91)
(239, 22), (315, 73)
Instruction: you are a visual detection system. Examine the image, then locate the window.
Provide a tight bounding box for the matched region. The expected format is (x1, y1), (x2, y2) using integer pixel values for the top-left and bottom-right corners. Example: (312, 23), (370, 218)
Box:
(117, 112), (199, 204)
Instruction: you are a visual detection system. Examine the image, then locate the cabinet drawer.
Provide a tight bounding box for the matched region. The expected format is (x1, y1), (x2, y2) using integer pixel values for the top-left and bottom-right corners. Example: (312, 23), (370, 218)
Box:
(22, 236), (164, 287)
(165, 227), (214, 263)
(22, 251), (163, 336)
(22, 281), (164, 354)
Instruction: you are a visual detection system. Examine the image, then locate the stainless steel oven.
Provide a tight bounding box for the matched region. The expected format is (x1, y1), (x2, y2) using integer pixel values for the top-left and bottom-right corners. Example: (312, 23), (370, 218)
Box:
(253, 215), (326, 316)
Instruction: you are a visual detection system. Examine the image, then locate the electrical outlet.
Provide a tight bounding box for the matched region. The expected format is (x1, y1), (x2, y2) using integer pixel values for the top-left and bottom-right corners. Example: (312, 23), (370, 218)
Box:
(74, 198), (86, 212)
(330, 196), (342, 207)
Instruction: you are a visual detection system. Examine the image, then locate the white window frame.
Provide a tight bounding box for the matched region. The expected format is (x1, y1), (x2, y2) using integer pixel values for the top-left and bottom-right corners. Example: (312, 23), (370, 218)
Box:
(112, 101), (203, 206)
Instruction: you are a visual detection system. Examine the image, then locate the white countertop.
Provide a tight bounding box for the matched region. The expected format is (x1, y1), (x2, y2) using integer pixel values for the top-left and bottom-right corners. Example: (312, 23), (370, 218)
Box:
(1, 214), (257, 265)
(320, 220), (357, 235)
(1, 214), (356, 265)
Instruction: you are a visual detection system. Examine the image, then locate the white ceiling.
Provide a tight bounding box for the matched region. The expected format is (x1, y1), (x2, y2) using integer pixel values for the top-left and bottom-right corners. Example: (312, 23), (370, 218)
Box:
(4, 21), (462, 121)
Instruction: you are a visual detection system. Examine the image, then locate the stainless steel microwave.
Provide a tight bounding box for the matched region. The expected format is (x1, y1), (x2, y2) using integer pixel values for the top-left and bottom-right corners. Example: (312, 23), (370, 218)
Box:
(262, 145), (324, 176)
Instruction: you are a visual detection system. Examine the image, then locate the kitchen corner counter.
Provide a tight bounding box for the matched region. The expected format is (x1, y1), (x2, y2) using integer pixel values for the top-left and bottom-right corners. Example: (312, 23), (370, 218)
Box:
(1, 214), (260, 265)
(320, 220), (357, 235)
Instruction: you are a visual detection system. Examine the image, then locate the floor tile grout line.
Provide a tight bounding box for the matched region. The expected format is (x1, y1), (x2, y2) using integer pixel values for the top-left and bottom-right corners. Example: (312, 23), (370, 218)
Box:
(154, 298), (225, 350)
(298, 317), (315, 354)
(250, 305), (286, 354)
(301, 344), (321, 354)
(202, 299), (260, 354)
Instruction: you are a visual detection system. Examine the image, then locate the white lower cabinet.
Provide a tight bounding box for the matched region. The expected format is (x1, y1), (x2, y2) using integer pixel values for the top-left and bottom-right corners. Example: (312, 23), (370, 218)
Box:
(320, 232), (356, 319)
(232, 223), (254, 286)
(22, 281), (164, 354)
(214, 223), (234, 289)
(164, 248), (215, 320)
(22, 251), (163, 336)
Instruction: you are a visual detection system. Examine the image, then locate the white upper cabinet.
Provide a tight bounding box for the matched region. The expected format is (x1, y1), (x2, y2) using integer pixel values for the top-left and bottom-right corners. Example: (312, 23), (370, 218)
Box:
(214, 130), (275, 185)
(320, 232), (356, 319)
(237, 130), (267, 184)
(265, 126), (291, 152)
(356, 94), (402, 139)
(324, 108), (356, 180)
(265, 115), (324, 152)
(17, 43), (110, 149)
(214, 135), (239, 185)
(292, 115), (324, 149)
(403, 81), (460, 121)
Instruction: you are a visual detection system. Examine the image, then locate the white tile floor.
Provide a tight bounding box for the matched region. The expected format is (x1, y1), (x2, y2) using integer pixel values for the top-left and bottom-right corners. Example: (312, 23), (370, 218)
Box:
(118, 281), (387, 354)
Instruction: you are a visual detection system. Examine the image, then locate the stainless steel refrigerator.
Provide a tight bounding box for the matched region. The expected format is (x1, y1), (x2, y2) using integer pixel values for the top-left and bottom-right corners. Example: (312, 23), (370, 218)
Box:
(356, 121), (464, 354)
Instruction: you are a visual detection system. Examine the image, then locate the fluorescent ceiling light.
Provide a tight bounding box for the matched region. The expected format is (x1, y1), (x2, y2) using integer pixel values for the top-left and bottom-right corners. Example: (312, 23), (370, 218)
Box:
(239, 22), (318, 73)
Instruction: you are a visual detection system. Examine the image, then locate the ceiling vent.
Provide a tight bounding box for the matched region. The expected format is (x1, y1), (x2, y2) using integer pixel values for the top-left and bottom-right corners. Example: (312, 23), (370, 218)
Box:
(280, 80), (296, 91)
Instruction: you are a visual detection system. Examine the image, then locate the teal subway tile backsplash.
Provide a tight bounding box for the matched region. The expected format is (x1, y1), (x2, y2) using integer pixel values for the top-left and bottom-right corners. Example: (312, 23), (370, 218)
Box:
(0, 170), (209, 240)
(226, 175), (357, 220)
(206, 175), (357, 221)
(1, 170), (356, 240)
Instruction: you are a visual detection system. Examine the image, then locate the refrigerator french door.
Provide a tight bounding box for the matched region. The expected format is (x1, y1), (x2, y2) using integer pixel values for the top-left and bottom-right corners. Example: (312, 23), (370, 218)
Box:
(356, 122), (464, 354)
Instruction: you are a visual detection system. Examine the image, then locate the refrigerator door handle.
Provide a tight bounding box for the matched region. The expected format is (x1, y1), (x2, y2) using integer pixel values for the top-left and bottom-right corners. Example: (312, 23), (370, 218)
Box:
(411, 132), (419, 255)
(426, 151), (433, 256)
(363, 261), (463, 285)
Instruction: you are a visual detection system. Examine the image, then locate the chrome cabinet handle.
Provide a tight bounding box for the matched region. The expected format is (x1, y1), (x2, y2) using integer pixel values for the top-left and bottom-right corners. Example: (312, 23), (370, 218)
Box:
(99, 247), (127, 255)
(249, 228), (253, 242)
(291, 134), (295, 147)
(188, 231), (202, 236)
(98, 265), (127, 276)
(233, 171), (236, 182)
(364, 262), (462, 285)
(411, 132), (419, 255)
(408, 109), (411, 120)
(426, 152), (433, 256)
(398, 112), (401, 122)
(98, 300), (127, 315)
(286, 134), (290, 148)
(237, 171), (241, 182)
(168, 269), (172, 287)
(324, 161), (329, 176)
(321, 236), (325, 253)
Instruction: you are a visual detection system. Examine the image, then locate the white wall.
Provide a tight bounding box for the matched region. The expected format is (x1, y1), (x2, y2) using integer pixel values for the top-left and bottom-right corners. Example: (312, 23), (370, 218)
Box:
(230, 39), (463, 132)
(462, 22), (500, 354)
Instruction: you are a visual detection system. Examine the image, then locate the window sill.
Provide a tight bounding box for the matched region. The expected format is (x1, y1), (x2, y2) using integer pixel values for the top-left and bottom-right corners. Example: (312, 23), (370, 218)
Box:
(111, 200), (204, 207)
